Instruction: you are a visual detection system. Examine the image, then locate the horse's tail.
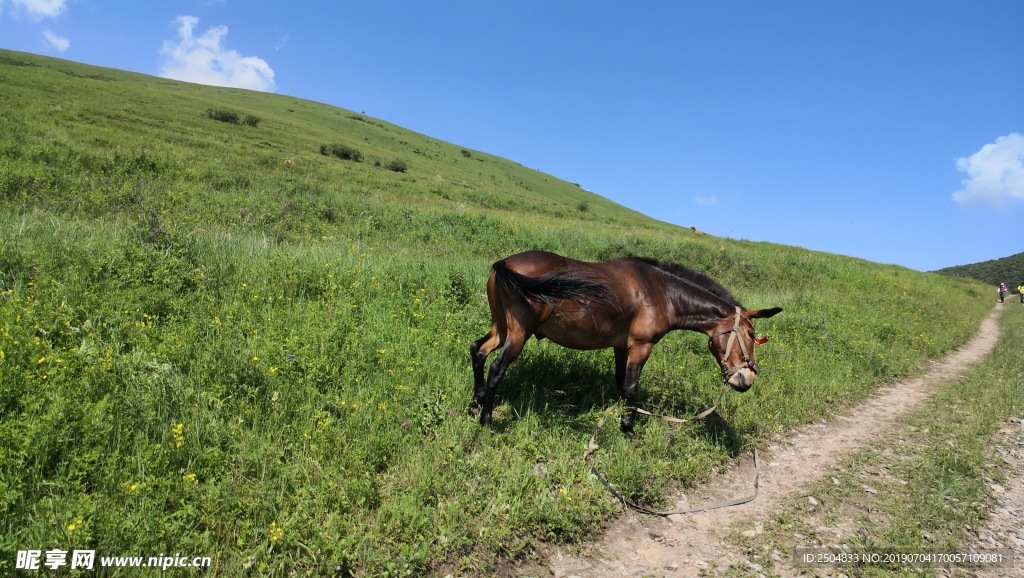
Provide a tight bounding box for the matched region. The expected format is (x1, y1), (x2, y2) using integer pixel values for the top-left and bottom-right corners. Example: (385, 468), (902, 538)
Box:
(491, 260), (611, 310)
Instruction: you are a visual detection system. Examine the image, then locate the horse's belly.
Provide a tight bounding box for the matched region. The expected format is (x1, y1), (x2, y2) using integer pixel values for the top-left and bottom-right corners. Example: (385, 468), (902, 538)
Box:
(535, 320), (624, 350)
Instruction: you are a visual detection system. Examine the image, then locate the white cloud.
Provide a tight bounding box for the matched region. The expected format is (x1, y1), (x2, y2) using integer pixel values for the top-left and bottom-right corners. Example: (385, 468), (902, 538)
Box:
(695, 194), (718, 206)
(3, 0), (66, 19)
(952, 132), (1024, 207)
(42, 29), (69, 52)
(159, 15), (276, 92)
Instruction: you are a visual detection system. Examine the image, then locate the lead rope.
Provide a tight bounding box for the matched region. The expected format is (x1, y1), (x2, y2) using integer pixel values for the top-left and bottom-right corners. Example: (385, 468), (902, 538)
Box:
(583, 383), (760, 516)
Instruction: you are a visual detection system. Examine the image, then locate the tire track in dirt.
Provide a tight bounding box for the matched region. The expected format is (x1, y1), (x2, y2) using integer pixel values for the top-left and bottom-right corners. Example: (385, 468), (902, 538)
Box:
(538, 305), (1003, 578)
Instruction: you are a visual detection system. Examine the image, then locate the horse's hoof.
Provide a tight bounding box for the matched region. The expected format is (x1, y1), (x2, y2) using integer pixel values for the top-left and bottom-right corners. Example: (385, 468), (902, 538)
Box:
(620, 417), (636, 440)
(468, 403), (479, 417)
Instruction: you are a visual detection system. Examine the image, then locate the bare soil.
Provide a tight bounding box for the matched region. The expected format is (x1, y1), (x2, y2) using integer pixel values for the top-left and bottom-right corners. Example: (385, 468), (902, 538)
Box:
(523, 306), (1007, 578)
(972, 416), (1024, 578)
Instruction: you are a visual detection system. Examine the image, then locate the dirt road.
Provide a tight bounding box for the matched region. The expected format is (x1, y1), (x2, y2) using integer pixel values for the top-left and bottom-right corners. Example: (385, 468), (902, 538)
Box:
(538, 306), (1005, 578)
(973, 415), (1024, 578)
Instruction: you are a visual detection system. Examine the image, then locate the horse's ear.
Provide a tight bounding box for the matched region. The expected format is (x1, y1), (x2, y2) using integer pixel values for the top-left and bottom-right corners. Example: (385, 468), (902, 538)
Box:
(748, 307), (782, 319)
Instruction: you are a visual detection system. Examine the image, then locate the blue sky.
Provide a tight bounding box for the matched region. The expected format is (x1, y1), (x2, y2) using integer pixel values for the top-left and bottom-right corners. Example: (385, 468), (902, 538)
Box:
(2, 1), (1022, 271)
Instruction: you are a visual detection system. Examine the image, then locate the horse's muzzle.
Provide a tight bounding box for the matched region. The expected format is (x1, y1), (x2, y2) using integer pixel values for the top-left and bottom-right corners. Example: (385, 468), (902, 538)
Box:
(726, 367), (756, 392)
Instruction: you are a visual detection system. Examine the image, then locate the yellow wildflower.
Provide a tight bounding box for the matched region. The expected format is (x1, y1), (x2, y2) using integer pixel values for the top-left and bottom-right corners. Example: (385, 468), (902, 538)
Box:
(172, 423), (184, 448)
(269, 522), (283, 542)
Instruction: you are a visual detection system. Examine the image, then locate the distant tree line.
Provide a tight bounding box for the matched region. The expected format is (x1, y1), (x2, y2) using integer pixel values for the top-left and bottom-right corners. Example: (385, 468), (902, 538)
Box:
(933, 251), (1024, 289)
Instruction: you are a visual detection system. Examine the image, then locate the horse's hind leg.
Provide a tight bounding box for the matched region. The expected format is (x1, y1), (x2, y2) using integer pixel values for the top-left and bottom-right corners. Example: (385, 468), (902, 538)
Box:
(479, 333), (527, 425)
(469, 329), (502, 414)
(470, 271), (507, 415)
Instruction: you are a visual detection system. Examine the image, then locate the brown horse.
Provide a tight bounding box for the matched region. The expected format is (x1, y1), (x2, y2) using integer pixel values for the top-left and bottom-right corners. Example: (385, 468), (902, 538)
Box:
(469, 250), (782, 436)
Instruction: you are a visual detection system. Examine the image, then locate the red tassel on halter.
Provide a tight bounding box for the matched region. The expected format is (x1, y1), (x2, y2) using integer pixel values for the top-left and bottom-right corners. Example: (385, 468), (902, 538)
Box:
(754, 336), (770, 346)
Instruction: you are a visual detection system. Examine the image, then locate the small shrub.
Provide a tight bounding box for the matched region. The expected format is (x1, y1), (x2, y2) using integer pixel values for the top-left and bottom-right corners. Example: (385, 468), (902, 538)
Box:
(321, 205), (338, 223)
(384, 159), (407, 173)
(242, 114), (260, 128)
(204, 108), (240, 124)
(576, 201), (590, 213)
(445, 274), (472, 309)
(460, 149), (472, 158)
(319, 143), (363, 162)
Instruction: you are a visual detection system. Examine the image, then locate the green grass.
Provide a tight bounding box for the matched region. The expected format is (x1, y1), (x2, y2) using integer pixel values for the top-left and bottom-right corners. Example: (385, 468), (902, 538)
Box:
(734, 305), (1024, 577)
(0, 49), (996, 575)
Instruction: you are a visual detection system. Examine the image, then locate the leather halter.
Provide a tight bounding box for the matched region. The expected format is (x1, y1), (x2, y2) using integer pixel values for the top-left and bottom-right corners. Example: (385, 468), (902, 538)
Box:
(709, 307), (758, 381)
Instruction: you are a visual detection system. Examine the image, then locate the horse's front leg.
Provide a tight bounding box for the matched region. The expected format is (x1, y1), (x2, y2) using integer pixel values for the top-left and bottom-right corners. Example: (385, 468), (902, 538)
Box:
(618, 344), (652, 438)
(614, 347), (628, 397)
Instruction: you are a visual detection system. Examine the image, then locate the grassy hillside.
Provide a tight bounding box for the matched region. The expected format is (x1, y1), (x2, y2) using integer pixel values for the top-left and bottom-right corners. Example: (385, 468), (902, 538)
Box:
(0, 49), (993, 576)
(934, 251), (1024, 291)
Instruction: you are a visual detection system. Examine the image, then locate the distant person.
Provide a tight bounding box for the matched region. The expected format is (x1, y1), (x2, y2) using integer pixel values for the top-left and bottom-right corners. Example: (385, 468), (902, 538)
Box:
(998, 282), (1007, 303)
(1018, 282), (1024, 304)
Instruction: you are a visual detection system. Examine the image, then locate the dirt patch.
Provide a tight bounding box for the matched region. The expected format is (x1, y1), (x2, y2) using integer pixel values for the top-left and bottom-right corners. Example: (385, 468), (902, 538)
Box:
(972, 416), (1024, 578)
(529, 306), (1003, 578)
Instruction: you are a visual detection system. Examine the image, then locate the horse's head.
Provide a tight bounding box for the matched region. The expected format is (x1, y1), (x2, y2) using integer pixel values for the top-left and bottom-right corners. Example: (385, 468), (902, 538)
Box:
(707, 306), (783, 391)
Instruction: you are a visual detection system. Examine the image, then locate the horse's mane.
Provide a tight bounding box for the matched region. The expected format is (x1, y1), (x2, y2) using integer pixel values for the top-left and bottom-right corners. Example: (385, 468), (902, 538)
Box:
(628, 256), (741, 307)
